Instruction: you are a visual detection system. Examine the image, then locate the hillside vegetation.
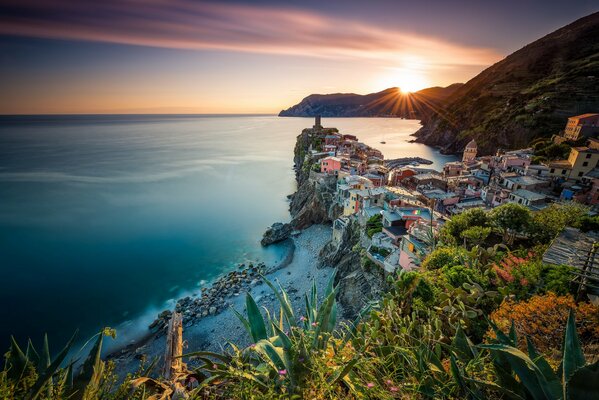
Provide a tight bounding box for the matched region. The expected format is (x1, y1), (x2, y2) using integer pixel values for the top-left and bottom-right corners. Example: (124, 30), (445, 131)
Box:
(415, 12), (599, 154)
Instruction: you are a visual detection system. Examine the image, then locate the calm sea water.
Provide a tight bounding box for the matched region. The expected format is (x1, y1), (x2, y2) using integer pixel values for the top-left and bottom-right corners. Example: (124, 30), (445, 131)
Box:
(0, 115), (455, 351)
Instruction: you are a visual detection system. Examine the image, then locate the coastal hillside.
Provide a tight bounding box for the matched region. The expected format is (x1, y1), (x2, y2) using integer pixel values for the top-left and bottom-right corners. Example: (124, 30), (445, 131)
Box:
(279, 84), (463, 118)
(415, 12), (599, 154)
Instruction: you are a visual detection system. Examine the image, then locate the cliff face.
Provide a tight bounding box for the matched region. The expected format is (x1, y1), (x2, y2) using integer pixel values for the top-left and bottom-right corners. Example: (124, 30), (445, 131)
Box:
(289, 128), (342, 229)
(415, 12), (599, 155)
(319, 218), (386, 318)
(279, 85), (463, 119)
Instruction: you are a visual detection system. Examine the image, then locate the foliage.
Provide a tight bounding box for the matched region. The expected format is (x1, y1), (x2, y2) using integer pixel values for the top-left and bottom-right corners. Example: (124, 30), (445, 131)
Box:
(422, 246), (468, 270)
(475, 310), (599, 400)
(529, 202), (590, 243)
(0, 328), (147, 400)
(365, 214), (383, 238)
(540, 264), (575, 295)
(489, 293), (599, 359)
(184, 272), (361, 397)
(489, 203), (532, 245)
(460, 226), (492, 248)
(578, 215), (599, 232)
(440, 208), (490, 245)
(534, 142), (571, 160)
(492, 252), (543, 299)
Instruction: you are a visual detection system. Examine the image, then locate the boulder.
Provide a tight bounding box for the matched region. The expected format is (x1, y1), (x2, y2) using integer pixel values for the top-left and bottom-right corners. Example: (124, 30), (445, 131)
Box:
(261, 222), (292, 246)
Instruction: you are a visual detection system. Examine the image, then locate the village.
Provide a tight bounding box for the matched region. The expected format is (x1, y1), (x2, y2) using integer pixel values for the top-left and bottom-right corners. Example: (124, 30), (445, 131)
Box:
(307, 113), (599, 274)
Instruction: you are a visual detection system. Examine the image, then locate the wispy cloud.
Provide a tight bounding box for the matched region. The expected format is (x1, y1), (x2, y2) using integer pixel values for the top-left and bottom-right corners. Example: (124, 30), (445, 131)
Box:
(0, 0), (502, 68)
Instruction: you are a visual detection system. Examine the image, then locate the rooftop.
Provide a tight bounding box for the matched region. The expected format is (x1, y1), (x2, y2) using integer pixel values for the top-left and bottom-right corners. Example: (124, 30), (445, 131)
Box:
(546, 159), (573, 169)
(511, 189), (546, 201)
(569, 113), (599, 120)
(504, 175), (546, 185)
(413, 173), (444, 181)
(383, 225), (408, 237)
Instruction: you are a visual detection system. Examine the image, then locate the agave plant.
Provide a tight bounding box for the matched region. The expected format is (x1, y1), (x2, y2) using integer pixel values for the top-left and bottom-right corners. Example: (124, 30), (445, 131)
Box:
(3, 327), (115, 400)
(460, 310), (599, 399)
(185, 272), (359, 395)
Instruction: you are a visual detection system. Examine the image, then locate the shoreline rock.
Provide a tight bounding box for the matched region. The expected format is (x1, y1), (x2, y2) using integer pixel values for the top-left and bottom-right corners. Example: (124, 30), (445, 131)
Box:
(261, 222), (292, 246)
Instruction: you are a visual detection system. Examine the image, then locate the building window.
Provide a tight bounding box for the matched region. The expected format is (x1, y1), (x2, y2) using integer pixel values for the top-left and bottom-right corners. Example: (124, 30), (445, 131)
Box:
(562, 170), (567, 175)
(583, 161), (589, 167)
(586, 153), (592, 159)
(550, 168), (555, 173)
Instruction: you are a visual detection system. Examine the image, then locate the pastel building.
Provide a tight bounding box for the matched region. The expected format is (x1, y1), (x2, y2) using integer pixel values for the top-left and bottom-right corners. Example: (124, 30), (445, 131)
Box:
(320, 156), (343, 174)
(563, 113), (599, 141)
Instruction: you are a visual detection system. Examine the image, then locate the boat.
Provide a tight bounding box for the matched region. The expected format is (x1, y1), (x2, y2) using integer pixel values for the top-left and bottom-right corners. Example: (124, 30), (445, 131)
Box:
(380, 141), (386, 144)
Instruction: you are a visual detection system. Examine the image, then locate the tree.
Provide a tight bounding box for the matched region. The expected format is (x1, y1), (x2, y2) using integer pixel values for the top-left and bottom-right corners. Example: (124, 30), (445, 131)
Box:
(440, 207), (490, 244)
(460, 226), (491, 248)
(489, 203), (531, 245)
(529, 202), (590, 243)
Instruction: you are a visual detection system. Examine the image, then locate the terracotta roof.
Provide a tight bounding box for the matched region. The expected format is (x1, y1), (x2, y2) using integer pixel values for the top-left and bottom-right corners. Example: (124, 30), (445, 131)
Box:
(465, 139), (477, 149)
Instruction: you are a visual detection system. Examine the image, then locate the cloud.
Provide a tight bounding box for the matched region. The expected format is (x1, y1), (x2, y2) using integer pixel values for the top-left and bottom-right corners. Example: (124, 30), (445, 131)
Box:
(0, 0), (502, 68)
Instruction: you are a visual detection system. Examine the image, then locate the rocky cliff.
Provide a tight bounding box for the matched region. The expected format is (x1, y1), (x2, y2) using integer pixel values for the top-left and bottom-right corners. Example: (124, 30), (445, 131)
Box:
(289, 128), (343, 229)
(279, 85), (463, 119)
(319, 218), (387, 318)
(415, 12), (599, 155)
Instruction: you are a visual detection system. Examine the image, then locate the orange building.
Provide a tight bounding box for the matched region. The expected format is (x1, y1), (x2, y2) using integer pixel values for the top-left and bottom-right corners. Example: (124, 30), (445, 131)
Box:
(563, 113), (599, 141)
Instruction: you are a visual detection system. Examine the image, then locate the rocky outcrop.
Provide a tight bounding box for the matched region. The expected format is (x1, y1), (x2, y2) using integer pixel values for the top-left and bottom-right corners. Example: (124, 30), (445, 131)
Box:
(290, 171), (341, 229)
(319, 218), (387, 318)
(261, 222), (292, 246)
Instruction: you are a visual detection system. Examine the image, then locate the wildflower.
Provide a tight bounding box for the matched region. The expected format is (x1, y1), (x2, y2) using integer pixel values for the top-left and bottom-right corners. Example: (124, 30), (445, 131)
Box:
(212, 364), (218, 369)
(367, 382), (375, 389)
(278, 369), (287, 375)
(385, 379), (393, 385)
(390, 386), (399, 392)
(311, 322), (318, 327)
(299, 316), (307, 322)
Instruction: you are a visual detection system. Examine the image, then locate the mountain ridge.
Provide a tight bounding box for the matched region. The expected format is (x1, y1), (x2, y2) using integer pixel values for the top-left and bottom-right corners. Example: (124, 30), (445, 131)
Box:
(414, 11), (599, 154)
(279, 84), (463, 119)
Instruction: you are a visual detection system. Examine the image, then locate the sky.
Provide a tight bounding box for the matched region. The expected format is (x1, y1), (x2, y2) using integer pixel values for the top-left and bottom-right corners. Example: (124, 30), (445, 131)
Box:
(0, 0), (597, 114)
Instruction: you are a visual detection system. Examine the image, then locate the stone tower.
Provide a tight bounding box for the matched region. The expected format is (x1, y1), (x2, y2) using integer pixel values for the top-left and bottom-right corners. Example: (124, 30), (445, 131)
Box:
(463, 139), (477, 162)
(313, 115), (322, 129)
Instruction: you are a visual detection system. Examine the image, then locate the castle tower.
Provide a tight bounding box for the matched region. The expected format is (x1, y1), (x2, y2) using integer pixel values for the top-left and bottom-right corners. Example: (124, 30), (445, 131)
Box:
(463, 139), (477, 162)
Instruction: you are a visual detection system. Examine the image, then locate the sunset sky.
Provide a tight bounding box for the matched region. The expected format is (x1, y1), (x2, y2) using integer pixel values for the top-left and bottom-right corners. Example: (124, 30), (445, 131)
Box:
(0, 0), (596, 114)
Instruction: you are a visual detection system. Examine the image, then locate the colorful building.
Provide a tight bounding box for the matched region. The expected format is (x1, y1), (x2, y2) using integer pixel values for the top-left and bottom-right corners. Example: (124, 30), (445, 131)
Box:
(563, 113), (599, 141)
(320, 156), (343, 174)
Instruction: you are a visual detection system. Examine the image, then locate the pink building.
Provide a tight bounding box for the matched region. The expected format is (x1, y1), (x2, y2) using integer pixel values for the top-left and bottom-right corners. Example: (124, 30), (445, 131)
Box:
(321, 156), (343, 174)
(500, 156), (531, 170)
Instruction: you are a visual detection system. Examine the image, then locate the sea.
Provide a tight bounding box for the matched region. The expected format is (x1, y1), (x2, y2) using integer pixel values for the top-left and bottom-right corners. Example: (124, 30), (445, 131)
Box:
(0, 115), (457, 352)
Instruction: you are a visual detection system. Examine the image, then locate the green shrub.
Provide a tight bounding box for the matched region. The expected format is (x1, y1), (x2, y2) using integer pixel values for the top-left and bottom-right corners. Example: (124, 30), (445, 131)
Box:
(422, 246), (467, 270)
(541, 264), (575, 295)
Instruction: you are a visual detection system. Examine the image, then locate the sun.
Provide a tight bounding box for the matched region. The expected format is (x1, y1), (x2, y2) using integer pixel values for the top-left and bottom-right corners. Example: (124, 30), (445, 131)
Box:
(376, 68), (429, 94)
(395, 72), (429, 94)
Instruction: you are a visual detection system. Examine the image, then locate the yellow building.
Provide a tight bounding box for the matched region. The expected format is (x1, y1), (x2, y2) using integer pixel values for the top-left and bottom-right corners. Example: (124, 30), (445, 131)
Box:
(547, 146), (599, 180)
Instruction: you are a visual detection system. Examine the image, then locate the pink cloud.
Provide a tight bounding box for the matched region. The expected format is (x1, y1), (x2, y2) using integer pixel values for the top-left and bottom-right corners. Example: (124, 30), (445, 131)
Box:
(0, 0), (502, 68)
